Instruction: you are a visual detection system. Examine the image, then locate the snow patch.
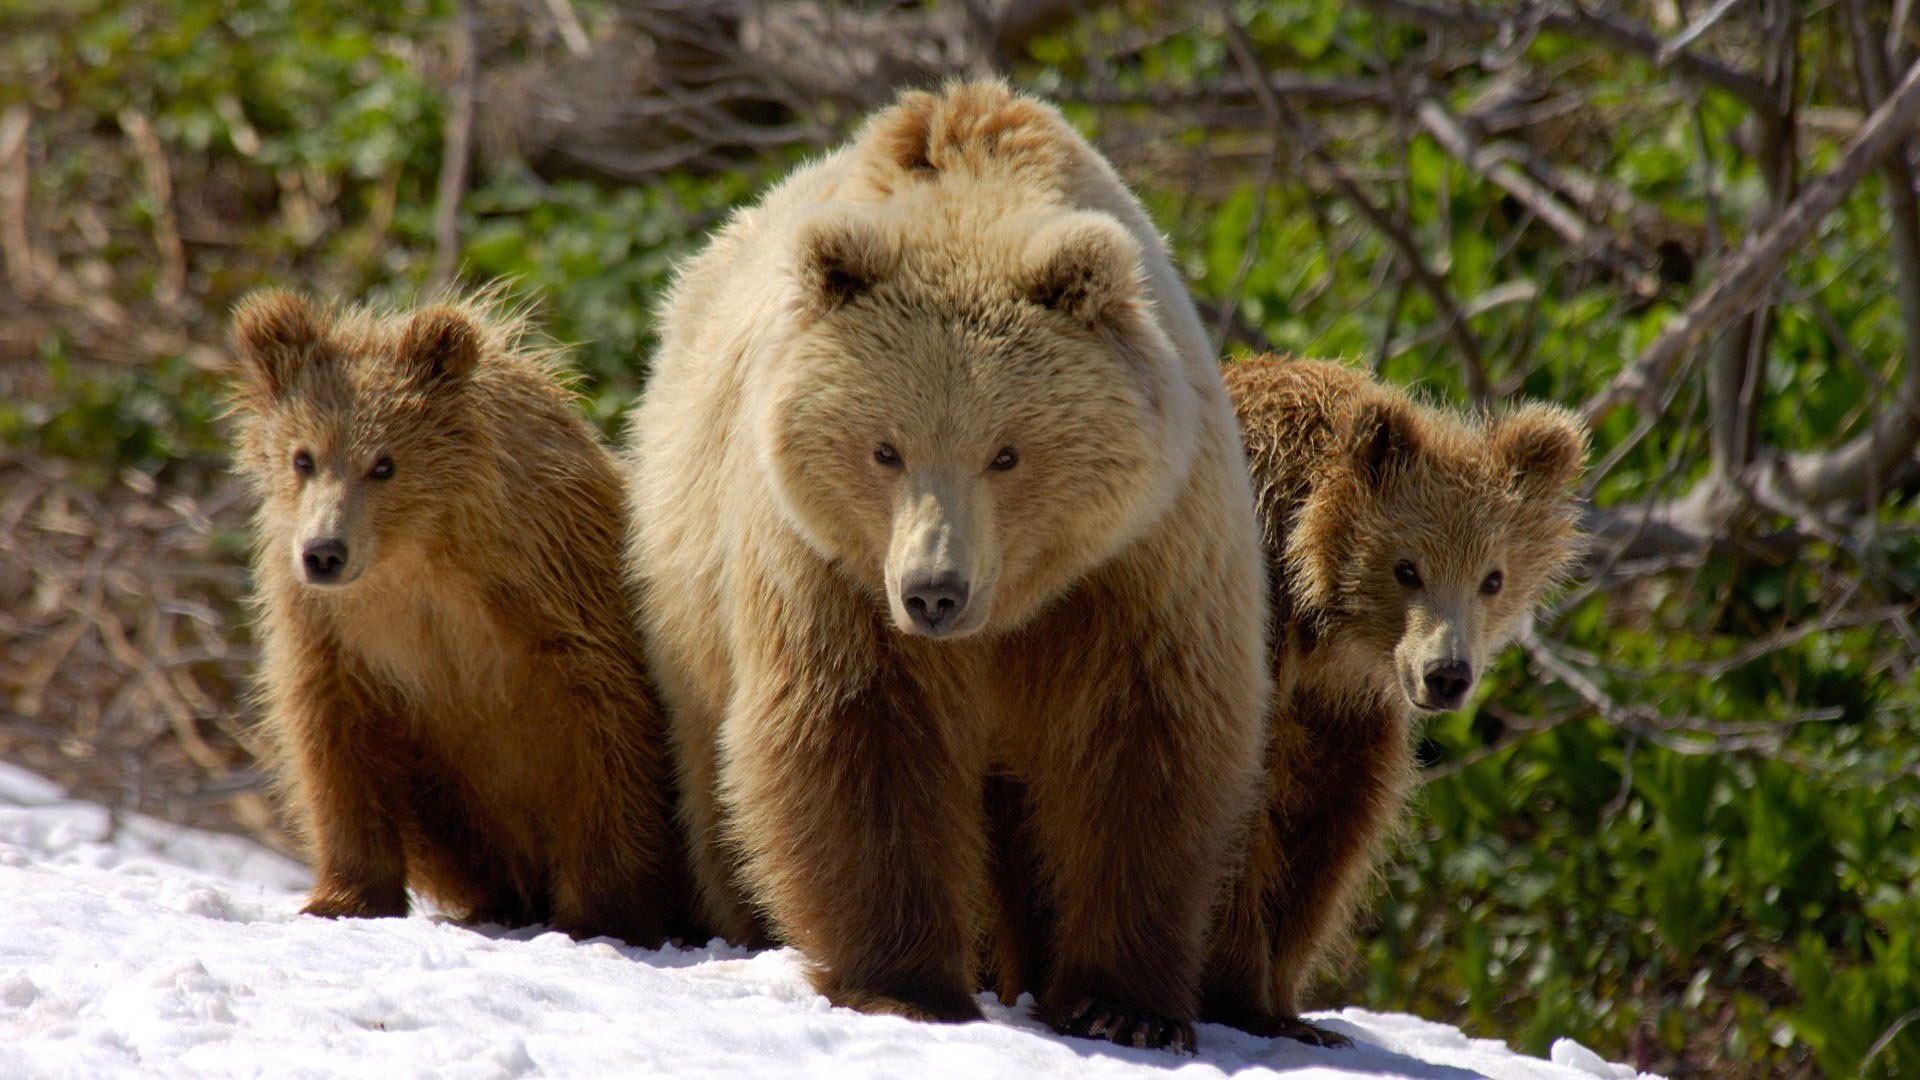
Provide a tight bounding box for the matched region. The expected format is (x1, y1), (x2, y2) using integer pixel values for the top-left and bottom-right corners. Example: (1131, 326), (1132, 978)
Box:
(0, 763), (1662, 1078)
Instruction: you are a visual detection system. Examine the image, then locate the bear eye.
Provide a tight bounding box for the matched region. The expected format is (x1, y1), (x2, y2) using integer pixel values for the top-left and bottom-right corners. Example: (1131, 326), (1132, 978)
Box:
(368, 456), (395, 481)
(1481, 570), (1503, 595)
(1394, 560), (1422, 588)
(873, 443), (902, 468)
(988, 447), (1018, 472)
(293, 450), (314, 476)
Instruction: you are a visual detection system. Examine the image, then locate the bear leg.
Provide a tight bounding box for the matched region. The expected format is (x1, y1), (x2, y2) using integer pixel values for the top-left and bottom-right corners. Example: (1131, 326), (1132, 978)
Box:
(1212, 688), (1412, 1036)
(725, 615), (989, 1023)
(1198, 804), (1279, 1026)
(980, 769), (1052, 1007)
(670, 703), (777, 948)
(1011, 661), (1253, 1051)
(285, 658), (411, 920)
(542, 686), (684, 948)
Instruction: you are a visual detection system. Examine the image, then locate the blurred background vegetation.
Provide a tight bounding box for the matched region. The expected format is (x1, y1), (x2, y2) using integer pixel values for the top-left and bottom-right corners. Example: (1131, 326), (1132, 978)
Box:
(2, 1), (1918, 1075)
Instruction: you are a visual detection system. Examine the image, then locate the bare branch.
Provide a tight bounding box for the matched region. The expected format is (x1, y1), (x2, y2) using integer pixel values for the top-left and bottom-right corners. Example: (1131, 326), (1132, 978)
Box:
(1215, 4), (1491, 402)
(1707, 0), (1798, 484)
(1657, 0), (1744, 66)
(0, 105), (41, 291)
(540, 0), (592, 57)
(1414, 98), (1661, 298)
(1211, 139), (1279, 346)
(1516, 625), (1843, 754)
(1582, 53), (1920, 427)
(429, 0), (479, 293)
(1353, 0), (1772, 109)
(1765, 0), (1920, 504)
(117, 109), (186, 311)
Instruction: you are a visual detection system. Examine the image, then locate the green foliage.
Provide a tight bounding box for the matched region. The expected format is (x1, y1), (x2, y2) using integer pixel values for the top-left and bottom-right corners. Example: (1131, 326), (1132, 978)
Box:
(455, 165), (757, 429)
(1088, 4), (1920, 1074)
(11, 2), (1920, 1076)
(1, 337), (226, 476)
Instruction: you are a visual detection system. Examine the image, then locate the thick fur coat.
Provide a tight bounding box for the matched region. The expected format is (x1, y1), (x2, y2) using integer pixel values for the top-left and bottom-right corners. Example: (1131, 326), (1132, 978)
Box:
(625, 81), (1269, 1050)
(1198, 356), (1588, 1042)
(232, 289), (685, 946)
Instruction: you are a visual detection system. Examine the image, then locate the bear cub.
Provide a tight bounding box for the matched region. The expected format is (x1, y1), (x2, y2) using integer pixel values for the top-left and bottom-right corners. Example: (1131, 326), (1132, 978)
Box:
(1198, 355), (1589, 1045)
(231, 289), (684, 946)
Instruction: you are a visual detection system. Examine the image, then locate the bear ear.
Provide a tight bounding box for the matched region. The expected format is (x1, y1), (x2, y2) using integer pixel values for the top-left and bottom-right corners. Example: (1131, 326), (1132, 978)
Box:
(1495, 403), (1589, 495)
(793, 208), (899, 321)
(1347, 395), (1421, 491)
(231, 289), (320, 400)
(1021, 212), (1143, 325)
(397, 305), (482, 388)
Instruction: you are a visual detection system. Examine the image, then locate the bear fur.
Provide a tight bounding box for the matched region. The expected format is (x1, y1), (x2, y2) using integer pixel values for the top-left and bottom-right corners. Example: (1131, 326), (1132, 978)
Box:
(624, 80), (1270, 1050)
(1197, 355), (1589, 1043)
(232, 288), (685, 946)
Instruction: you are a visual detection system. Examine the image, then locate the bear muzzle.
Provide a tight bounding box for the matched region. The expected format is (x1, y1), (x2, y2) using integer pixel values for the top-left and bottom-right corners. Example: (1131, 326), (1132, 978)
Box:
(299, 537), (352, 586)
(1419, 658), (1473, 711)
(899, 572), (971, 636)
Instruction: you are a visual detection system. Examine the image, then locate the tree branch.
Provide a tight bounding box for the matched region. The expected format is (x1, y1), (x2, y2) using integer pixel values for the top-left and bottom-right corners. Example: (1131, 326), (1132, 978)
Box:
(1582, 53), (1920, 427)
(118, 109), (186, 311)
(1216, 3), (1491, 403)
(1767, 0), (1920, 505)
(1414, 97), (1660, 298)
(0, 105), (40, 292)
(1706, 0), (1798, 485)
(1352, 0), (1772, 110)
(429, 0), (479, 293)
(1657, 0), (1744, 66)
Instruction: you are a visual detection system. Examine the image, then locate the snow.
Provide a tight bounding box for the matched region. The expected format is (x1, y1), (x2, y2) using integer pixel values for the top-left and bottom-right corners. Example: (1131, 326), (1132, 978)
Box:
(0, 763), (1659, 1079)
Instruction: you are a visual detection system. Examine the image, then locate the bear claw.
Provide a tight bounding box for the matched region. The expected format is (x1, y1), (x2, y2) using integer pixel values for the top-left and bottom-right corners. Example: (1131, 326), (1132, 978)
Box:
(301, 888), (407, 920)
(1243, 1014), (1352, 1048)
(1056, 997), (1196, 1054)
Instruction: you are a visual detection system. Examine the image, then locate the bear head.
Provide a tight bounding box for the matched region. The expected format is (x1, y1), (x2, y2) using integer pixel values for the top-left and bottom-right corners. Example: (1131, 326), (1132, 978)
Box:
(748, 199), (1200, 639)
(1288, 390), (1588, 713)
(230, 290), (491, 591)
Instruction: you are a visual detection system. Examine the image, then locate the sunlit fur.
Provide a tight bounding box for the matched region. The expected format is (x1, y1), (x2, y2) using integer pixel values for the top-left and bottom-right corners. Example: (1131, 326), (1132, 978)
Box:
(626, 81), (1269, 1043)
(232, 287), (687, 945)
(1198, 355), (1588, 1037)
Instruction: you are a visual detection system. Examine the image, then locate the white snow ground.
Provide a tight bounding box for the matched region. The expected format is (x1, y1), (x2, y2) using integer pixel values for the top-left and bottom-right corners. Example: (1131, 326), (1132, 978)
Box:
(0, 762), (1660, 1079)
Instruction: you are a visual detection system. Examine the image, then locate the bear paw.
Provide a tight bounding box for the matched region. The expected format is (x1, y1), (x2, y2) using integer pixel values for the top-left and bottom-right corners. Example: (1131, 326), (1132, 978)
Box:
(1056, 997), (1197, 1054)
(301, 885), (407, 920)
(1238, 1013), (1353, 1048)
(824, 983), (985, 1024)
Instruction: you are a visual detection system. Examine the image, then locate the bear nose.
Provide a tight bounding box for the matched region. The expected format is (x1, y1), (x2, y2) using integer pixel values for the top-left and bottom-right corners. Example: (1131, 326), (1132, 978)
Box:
(302, 538), (350, 584)
(901, 574), (970, 635)
(1422, 659), (1472, 709)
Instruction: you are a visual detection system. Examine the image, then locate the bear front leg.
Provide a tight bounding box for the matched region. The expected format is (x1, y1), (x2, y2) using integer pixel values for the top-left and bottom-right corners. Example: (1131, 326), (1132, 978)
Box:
(723, 596), (989, 1023)
(669, 700), (775, 948)
(1197, 718), (1349, 1048)
(1199, 803), (1280, 1027)
(548, 685), (683, 947)
(274, 647), (411, 919)
(1008, 631), (1265, 1052)
(1254, 687), (1414, 1029)
(981, 769), (1053, 1008)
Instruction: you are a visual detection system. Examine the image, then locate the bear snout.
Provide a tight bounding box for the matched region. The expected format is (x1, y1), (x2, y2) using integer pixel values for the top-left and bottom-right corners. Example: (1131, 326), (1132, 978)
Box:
(301, 538), (351, 585)
(1420, 658), (1472, 711)
(900, 573), (970, 636)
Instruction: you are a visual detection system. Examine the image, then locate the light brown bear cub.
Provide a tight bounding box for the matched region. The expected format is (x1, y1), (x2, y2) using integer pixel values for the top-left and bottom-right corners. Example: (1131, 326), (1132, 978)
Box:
(1198, 355), (1588, 1044)
(626, 81), (1270, 1051)
(232, 289), (684, 946)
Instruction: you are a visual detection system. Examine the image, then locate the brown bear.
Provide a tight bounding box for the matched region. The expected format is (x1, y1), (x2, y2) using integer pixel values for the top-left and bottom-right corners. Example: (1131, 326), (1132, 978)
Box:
(231, 288), (685, 947)
(1195, 355), (1589, 1045)
(624, 80), (1270, 1051)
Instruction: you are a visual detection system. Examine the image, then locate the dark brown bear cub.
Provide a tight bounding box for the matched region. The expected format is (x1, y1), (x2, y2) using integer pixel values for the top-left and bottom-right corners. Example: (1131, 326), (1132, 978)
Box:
(232, 288), (684, 946)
